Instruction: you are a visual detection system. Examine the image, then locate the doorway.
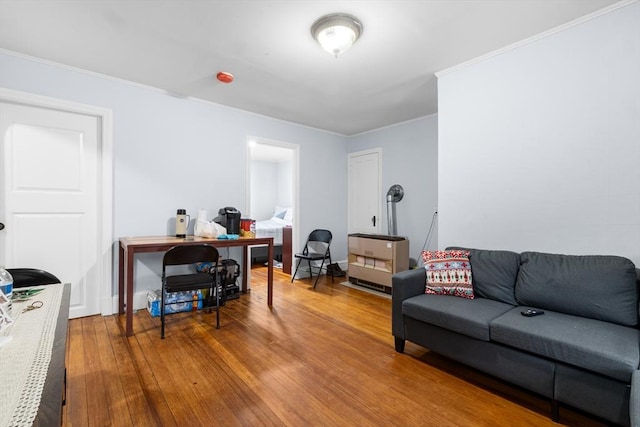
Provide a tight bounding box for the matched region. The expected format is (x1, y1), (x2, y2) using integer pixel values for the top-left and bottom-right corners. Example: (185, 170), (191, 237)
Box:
(0, 89), (113, 318)
(246, 137), (299, 265)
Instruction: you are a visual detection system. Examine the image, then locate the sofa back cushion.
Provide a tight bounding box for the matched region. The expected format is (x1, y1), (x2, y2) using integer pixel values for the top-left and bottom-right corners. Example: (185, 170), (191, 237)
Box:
(515, 252), (639, 326)
(447, 247), (520, 305)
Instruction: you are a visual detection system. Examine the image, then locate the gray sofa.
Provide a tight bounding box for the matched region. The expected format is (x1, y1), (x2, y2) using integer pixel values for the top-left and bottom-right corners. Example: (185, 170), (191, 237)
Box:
(392, 248), (640, 426)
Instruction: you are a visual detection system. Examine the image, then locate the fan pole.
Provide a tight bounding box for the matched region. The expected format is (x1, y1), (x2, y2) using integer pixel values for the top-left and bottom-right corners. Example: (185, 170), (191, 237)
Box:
(387, 196), (397, 235)
(386, 184), (404, 236)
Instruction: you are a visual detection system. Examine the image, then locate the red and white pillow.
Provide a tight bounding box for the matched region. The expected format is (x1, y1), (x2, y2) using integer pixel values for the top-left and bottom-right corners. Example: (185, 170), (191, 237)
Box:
(422, 250), (473, 299)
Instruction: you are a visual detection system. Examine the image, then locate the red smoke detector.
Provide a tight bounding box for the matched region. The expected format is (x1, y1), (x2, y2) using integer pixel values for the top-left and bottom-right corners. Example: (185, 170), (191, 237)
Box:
(216, 72), (234, 84)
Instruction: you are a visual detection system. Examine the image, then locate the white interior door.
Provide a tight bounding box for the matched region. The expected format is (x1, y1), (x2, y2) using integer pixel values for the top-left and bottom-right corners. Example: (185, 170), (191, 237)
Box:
(0, 102), (101, 318)
(348, 148), (382, 234)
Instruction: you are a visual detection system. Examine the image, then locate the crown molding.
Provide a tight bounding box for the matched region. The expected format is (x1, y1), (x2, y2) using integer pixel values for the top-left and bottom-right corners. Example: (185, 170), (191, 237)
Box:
(436, 0), (638, 78)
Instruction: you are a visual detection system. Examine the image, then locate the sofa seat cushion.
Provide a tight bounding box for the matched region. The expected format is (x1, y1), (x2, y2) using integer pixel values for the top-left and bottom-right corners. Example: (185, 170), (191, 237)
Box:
(402, 294), (514, 341)
(490, 307), (639, 382)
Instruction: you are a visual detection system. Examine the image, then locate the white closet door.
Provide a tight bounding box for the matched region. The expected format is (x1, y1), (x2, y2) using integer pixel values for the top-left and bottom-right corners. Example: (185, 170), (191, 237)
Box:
(348, 148), (382, 234)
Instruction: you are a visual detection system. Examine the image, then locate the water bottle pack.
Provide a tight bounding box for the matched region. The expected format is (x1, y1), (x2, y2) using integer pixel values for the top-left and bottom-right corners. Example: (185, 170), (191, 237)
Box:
(0, 267), (14, 316)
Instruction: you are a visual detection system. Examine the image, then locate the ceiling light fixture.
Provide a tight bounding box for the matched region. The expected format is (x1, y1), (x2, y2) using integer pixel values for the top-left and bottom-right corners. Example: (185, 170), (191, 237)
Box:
(311, 13), (363, 58)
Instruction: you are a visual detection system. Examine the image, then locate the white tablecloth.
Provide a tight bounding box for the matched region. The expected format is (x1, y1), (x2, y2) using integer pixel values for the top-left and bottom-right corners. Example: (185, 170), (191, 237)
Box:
(0, 283), (63, 427)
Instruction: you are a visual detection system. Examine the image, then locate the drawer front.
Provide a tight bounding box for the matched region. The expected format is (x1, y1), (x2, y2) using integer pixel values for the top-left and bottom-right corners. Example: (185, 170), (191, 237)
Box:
(348, 254), (393, 273)
(348, 237), (393, 259)
(348, 263), (393, 287)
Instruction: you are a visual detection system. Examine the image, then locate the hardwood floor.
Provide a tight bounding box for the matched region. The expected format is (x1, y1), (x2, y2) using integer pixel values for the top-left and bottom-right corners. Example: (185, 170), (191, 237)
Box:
(63, 267), (608, 426)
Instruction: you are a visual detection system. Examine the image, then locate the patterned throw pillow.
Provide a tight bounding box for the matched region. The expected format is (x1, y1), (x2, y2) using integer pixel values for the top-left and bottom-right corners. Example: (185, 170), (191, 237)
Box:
(422, 250), (474, 299)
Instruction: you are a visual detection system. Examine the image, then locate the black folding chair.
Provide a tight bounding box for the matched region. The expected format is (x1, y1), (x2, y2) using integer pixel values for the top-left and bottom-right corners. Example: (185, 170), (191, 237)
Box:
(161, 244), (220, 338)
(291, 229), (333, 289)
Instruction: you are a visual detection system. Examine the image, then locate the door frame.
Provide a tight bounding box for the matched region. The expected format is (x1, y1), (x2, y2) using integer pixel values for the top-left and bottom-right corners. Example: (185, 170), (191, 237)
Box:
(0, 88), (114, 316)
(348, 147), (382, 234)
(245, 136), (300, 257)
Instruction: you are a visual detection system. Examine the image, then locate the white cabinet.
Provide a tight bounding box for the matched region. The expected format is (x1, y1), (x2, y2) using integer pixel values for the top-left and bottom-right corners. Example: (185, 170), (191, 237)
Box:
(347, 234), (409, 292)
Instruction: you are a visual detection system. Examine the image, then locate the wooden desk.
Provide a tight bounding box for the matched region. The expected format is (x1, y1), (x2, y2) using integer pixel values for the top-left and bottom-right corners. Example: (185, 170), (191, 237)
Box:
(118, 235), (273, 337)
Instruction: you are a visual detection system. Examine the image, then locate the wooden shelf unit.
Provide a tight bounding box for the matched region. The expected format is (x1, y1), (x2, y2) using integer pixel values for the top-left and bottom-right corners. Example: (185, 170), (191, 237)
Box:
(347, 233), (409, 290)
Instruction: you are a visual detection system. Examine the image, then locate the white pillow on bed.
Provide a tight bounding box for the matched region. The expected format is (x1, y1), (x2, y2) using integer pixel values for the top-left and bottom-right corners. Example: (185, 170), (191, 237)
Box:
(274, 206), (288, 219)
(274, 206), (293, 224)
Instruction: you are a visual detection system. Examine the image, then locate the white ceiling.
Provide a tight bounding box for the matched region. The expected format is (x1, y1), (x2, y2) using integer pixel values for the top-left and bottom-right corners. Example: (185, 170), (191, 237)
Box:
(0, 0), (619, 135)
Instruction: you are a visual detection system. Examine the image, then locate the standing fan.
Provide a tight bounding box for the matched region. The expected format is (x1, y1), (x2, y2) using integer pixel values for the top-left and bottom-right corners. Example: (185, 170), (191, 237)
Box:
(386, 184), (404, 235)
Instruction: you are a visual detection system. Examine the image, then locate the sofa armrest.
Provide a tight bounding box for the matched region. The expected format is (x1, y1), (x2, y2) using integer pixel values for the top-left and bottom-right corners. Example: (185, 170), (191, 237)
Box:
(392, 268), (426, 341)
(631, 370), (640, 427)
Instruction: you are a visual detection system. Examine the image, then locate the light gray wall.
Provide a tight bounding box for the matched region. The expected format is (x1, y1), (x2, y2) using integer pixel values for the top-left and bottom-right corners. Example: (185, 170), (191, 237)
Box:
(277, 160), (292, 209)
(250, 160), (278, 220)
(437, 2), (640, 265)
(0, 51), (348, 301)
(347, 115), (439, 265)
(249, 159), (293, 220)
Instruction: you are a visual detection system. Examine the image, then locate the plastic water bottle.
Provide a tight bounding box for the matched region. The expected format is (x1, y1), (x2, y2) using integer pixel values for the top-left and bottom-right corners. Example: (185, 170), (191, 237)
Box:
(0, 267), (14, 315)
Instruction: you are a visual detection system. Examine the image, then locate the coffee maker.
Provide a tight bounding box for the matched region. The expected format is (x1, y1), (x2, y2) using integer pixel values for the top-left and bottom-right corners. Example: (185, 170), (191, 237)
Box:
(225, 208), (241, 235)
(214, 207), (241, 235)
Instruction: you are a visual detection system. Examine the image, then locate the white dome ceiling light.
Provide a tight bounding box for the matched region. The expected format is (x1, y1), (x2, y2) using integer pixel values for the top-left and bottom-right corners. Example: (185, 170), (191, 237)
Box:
(311, 13), (363, 58)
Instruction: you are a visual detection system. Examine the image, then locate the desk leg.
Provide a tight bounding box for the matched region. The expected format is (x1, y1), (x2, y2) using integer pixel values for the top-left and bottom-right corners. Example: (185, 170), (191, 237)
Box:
(125, 249), (135, 337)
(118, 244), (125, 315)
(267, 242), (273, 306)
(241, 246), (248, 293)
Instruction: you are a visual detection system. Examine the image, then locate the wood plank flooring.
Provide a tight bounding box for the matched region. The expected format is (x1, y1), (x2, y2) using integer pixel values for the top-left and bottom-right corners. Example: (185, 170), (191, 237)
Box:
(63, 267), (608, 426)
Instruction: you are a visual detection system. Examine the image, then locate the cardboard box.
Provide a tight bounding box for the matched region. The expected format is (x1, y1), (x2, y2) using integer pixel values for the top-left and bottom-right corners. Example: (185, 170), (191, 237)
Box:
(147, 289), (194, 317)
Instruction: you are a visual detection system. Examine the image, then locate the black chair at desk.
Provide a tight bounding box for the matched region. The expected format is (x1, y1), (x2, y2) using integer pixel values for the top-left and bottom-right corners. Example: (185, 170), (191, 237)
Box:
(161, 244), (221, 338)
(7, 268), (61, 288)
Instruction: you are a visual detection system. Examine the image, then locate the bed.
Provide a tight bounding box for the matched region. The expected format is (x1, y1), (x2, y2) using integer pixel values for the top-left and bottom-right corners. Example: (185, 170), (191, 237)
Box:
(252, 207), (293, 264)
(255, 217), (289, 245)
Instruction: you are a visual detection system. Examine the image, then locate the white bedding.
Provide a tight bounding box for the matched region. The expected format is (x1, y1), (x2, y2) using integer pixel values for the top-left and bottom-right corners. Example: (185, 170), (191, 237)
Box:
(255, 217), (289, 245)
